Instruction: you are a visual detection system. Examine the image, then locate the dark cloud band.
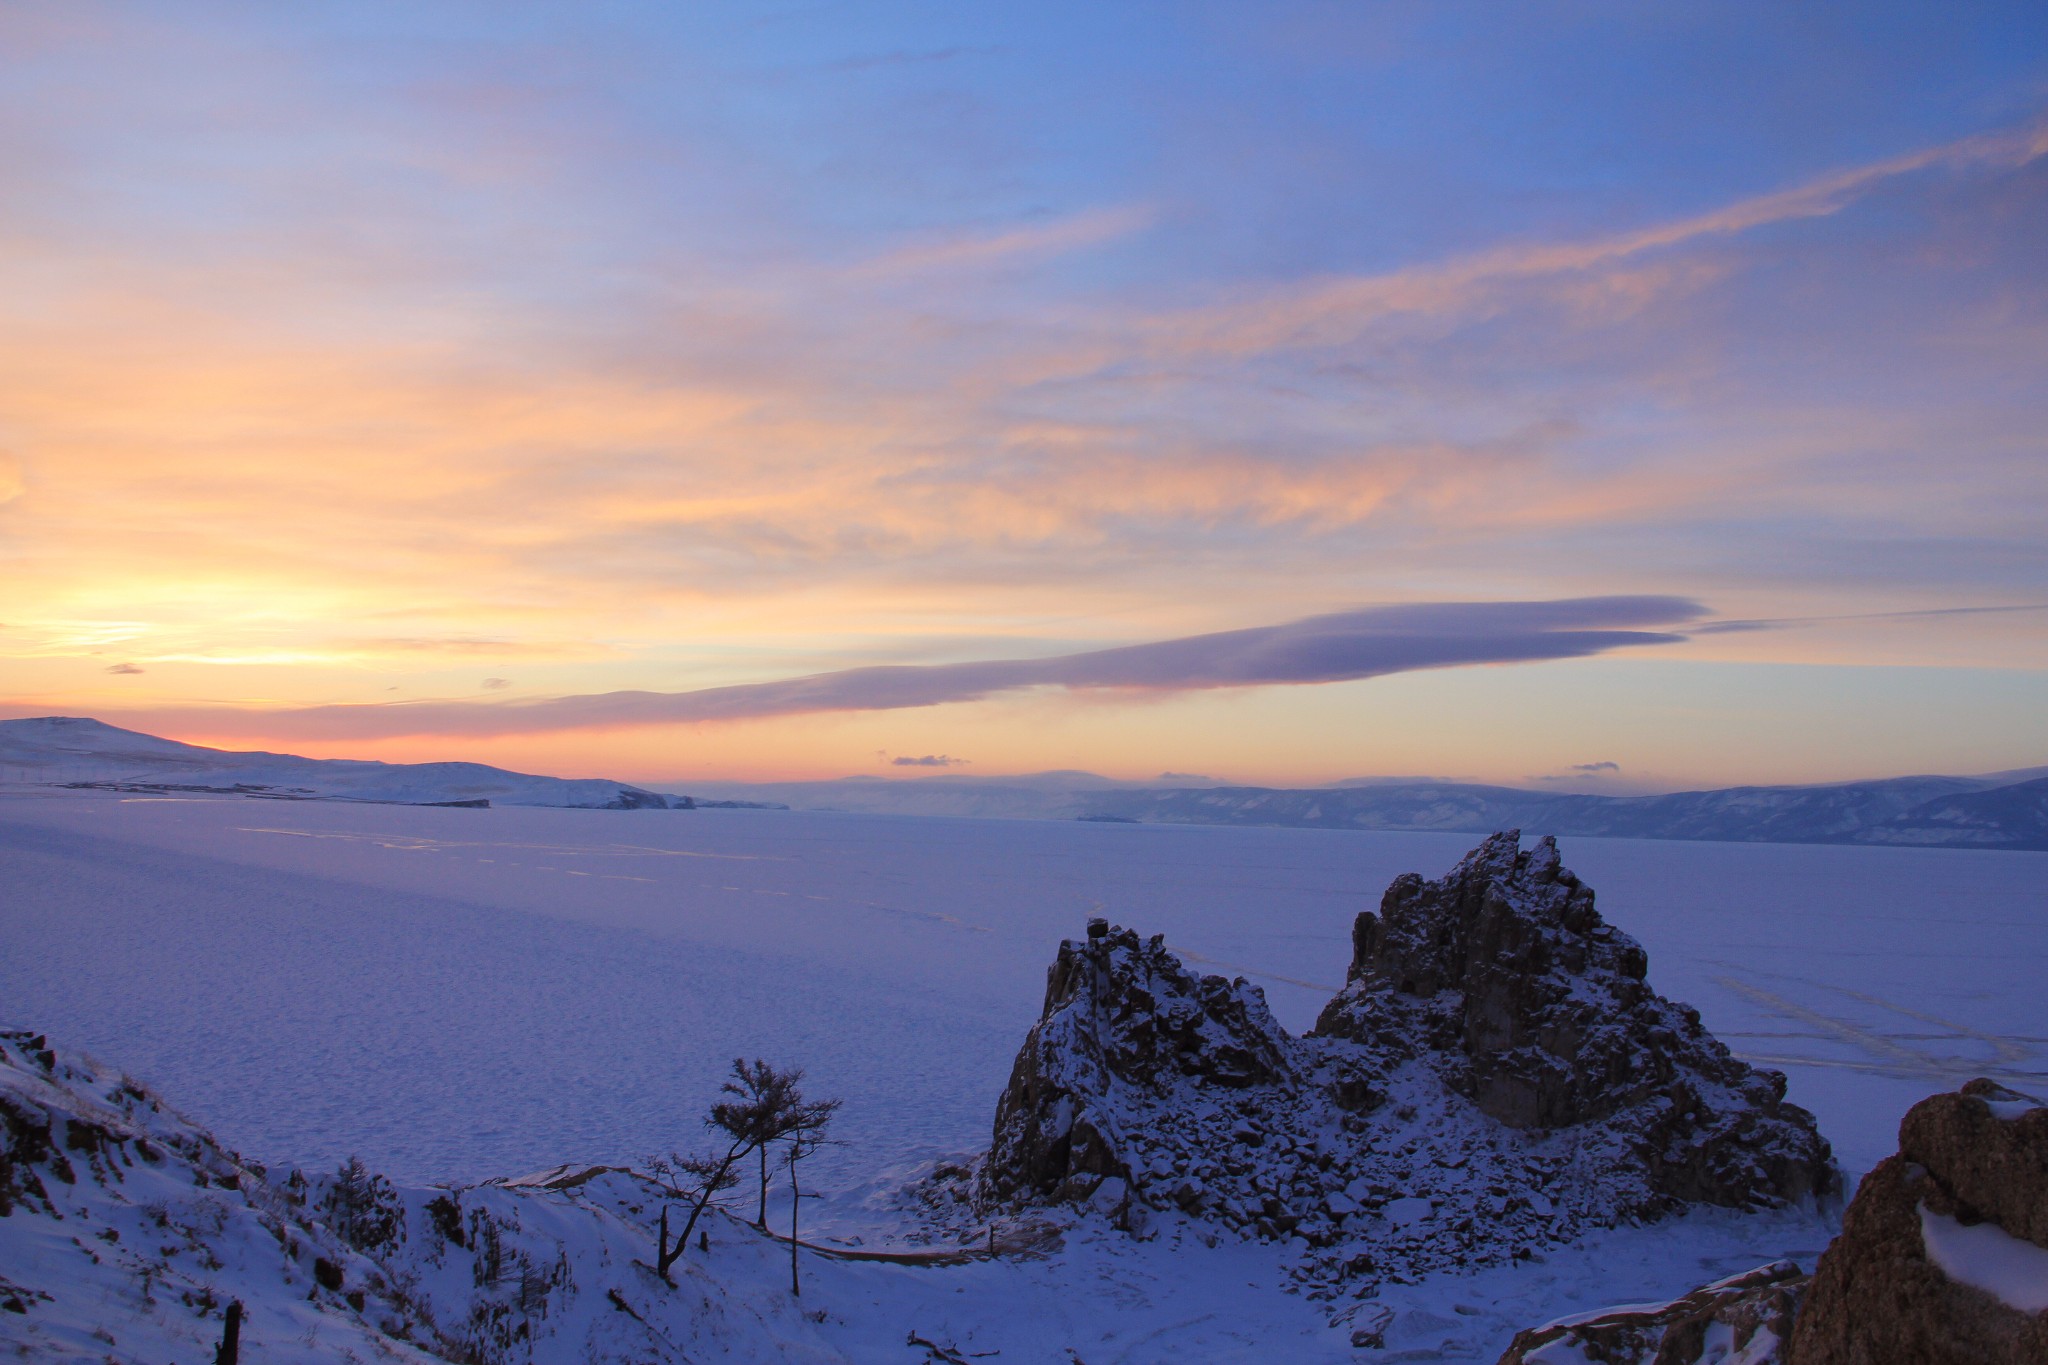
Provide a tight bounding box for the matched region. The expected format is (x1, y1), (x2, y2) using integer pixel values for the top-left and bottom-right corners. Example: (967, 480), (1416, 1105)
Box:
(102, 596), (1707, 741)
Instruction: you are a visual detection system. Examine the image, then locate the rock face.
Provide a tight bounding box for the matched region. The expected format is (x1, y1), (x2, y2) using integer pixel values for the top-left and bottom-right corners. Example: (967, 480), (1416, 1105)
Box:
(1315, 831), (1834, 1208)
(975, 833), (1835, 1296)
(1496, 1260), (1807, 1365)
(980, 921), (1295, 1209)
(1787, 1078), (2048, 1365)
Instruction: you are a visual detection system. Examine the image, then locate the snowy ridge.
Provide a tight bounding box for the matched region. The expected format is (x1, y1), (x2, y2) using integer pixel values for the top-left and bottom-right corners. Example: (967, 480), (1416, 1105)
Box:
(0, 1028), (862, 1363)
(964, 834), (1835, 1322)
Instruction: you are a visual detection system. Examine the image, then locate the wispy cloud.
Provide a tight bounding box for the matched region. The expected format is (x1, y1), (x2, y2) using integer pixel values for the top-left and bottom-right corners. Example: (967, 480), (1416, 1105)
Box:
(93, 597), (1705, 740)
(1692, 604), (2048, 635)
(849, 204), (1153, 279)
(1150, 120), (2048, 358)
(891, 753), (965, 767)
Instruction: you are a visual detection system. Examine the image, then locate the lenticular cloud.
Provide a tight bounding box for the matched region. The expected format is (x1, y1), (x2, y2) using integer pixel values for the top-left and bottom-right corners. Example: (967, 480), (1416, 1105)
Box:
(116, 596), (1709, 741)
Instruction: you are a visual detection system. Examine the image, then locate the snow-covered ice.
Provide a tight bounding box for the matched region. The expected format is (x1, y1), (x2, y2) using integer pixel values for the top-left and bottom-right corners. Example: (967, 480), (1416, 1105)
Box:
(3, 787), (2045, 1359)
(5, 790), (2041, 1184)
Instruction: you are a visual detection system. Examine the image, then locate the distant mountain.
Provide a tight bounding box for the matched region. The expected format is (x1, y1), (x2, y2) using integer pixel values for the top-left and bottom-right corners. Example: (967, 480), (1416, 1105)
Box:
(683, 767), (2048, 850)
(0, 716), (737, 811)
(5, 716), (2042, 848)
(1069, 775), (2045, 848)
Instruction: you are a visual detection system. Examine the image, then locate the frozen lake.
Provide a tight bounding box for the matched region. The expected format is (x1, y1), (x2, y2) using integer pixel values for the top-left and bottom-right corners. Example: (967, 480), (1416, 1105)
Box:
(4, 790), (2044, 1187)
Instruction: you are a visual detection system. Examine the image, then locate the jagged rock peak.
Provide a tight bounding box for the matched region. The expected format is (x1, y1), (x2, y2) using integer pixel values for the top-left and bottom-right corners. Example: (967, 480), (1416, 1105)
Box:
(972, 833), (1837, 1298)
(1314, 831), (1834, 1208)
(978, 920), (1293, 1208)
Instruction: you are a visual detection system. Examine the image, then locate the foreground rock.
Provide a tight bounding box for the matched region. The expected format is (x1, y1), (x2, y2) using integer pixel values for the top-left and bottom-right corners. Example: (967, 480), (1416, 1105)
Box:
(1494, 1077), (2048, 1364)
(974, 832), (1834, 1300)
(1787, 1078), (2048, 1365)
(1497, 1259), (1805, 1364)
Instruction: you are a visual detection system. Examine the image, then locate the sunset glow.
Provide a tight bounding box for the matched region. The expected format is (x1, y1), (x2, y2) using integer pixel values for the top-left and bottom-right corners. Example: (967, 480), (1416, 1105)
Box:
(4, 4), (2045, 787)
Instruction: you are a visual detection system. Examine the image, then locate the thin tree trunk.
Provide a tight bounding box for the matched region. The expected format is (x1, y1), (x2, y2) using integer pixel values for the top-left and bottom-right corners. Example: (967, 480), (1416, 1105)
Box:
(789, 1156), (801, 1296)
(757, 1144), (769, 1229)
(658, 1141), (751, 1283)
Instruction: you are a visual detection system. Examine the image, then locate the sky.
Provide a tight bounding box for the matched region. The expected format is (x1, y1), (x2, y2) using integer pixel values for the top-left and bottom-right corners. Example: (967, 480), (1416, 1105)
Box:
(2, 1), (2046, 790)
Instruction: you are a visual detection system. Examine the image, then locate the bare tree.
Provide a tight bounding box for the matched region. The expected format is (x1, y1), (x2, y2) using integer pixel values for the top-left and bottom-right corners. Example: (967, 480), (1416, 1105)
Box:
(782, 1093), (840, 1296)
(648, 1058), (820, 1284)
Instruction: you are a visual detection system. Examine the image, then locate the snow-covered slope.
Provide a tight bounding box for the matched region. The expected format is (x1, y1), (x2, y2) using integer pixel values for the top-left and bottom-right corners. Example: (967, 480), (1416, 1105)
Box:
(0, 716), (692, 809)
(0, 1027), (446, 1363)
(0, 1024), (878, 1362)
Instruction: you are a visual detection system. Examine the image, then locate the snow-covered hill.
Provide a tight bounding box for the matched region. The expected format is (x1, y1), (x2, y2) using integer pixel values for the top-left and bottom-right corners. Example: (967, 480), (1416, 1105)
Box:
(0, 716), (699, 810)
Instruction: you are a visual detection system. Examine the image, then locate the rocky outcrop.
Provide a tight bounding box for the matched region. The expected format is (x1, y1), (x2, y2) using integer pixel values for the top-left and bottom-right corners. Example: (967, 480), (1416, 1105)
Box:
(1315, 831), (1834, 1209)
(1787, 1078), (2048, 1365)
(981, 920), (1292, 1208)
(1496, 1260), (1806, 1365)
(974, 833), (1835, 1295)
(1497, 1077), (2048, 1364)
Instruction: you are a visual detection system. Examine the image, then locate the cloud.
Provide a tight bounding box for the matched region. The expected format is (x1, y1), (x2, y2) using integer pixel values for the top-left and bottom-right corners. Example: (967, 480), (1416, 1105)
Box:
(1570, 761), (1620, 773)
(104, 662), (144, 675)
(1153, 119), (2048, 358)
(891, 754), (965, 767)
(1158, 771), (1210, 781)
(849, 204), (1154, 279)
(1691, 604), (2048, 635)
(480, 677), (511, 690)
(99, 596), (1706, 741)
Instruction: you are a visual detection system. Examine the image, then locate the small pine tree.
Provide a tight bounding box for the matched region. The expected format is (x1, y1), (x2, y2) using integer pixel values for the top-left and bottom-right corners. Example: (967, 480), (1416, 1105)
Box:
(324, 1155), (403, 1253)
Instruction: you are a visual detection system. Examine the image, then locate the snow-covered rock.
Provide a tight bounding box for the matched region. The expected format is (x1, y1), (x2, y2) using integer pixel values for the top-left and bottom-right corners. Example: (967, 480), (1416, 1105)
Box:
(972, 833), (1836, 1299)
(1315, 831), (1835, 1209)
(1495, 1259), (1805, 1365)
